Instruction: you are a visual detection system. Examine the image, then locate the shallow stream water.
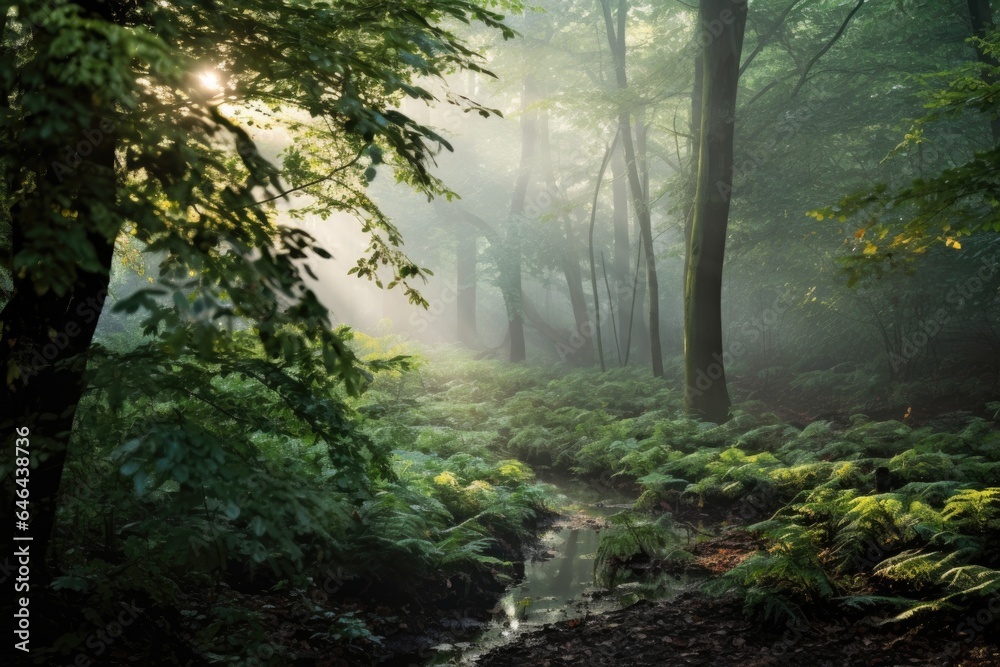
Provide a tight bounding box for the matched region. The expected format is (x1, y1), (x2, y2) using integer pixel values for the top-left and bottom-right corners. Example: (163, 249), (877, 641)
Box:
(426, 475), (701, 665)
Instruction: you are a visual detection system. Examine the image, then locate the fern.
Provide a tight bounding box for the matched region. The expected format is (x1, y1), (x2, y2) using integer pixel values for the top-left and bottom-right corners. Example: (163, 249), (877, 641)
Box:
(942, 488), (1000, 533)
(595, 512), (689, 589)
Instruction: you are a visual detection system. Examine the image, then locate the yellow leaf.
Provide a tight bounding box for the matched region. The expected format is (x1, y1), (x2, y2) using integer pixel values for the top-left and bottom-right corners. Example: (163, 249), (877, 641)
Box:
(863, 242), (878, 255)
(945, 237), (962, 250)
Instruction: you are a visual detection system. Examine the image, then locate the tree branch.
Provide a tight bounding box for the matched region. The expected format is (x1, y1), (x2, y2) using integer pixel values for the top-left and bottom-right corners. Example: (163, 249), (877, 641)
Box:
(740, 0), (811, 78)
(790, 0), (866, 98)
(239, 147), (366, 209)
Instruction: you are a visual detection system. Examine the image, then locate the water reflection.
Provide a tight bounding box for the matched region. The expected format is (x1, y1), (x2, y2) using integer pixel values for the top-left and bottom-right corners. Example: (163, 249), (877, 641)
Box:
(493, 520), (599, 633)
(427, 477), (695, 665)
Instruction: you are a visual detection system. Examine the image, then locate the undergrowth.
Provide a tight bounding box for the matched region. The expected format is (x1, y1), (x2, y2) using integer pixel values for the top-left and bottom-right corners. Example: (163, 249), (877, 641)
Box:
(50, 341), (1000, 659)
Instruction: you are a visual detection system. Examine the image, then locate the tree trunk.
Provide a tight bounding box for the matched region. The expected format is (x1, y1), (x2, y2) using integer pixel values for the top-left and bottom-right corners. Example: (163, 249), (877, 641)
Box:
(2, 7), (119, 574)
(588, 139), (620, 372)
(611, 129), (634, 362)
(538, 105), (594, 365)
(967, 0), (1000, 145)
(683, 52), (704, 286)
(506, 76), (539, 363)
(456, 228), (478, 346)
(634, 110), (663, 360)
(600, 0), (664, 378)
(560, 221), (594, 365)
(684, 0), (747, 423)
(621, 121), (663, 377)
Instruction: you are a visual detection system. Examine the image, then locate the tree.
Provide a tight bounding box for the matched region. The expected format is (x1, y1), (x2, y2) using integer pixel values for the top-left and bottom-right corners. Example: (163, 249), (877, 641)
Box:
(967, 0), (1000, 144)
(1, 0), (511, 571)
(683, 0), (748, 422)
(456, 225), (479, 345)
(600, 0), (665, 378)
(812, 29), (1000, 277)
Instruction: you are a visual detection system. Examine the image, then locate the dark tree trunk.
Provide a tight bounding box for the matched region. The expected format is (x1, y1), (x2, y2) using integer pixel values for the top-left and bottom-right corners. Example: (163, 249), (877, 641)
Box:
(967, 0), (1000, 144)
(456, 229), (478, 346)
(2, 256), (113, 576)
(683, 0), (747, 423)
(2, 4), (119, 575)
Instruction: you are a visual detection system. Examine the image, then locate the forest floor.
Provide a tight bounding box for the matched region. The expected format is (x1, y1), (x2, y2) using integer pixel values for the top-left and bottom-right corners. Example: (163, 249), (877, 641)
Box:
(51, 356), (1000, 667)
(474, 528), (1000, 667)
(151, 519), (999, 667)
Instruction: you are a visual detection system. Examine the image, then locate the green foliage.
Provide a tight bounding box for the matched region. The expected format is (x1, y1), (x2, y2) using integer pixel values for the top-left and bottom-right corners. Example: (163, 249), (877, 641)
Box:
(595, 511), (690, 589)
(51, 341), (554, 662)
(814, 31), (1000, 280)
(694, 423), (1000, 623)
(705, 522), (836, 623)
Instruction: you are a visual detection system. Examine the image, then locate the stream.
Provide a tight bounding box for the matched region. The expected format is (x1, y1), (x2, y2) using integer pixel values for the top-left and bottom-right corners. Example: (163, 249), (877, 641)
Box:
(425, 475), (703, 665)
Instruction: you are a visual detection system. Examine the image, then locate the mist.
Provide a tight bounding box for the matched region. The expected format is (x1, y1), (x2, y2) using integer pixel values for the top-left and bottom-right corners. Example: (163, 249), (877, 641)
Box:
(6, 1), (1000, 665)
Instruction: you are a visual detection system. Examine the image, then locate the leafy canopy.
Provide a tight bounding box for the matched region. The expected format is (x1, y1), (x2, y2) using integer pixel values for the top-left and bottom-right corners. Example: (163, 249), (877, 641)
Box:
(1, 0), (513, 387)
(809, 31), (1000, 284)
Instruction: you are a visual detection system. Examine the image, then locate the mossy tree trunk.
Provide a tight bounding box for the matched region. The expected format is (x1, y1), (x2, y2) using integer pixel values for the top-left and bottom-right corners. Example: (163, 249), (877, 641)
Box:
(683, 0), (747, 423)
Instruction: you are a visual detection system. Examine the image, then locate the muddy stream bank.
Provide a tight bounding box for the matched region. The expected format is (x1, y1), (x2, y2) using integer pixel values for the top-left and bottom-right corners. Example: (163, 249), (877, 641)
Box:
(418, 474), (703, 665)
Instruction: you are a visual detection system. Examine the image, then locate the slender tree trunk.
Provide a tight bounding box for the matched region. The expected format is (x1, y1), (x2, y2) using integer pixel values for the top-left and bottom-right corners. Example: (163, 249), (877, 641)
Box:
(600, 0), (664, 378)
(560, 222), (594, 364)
(506, 76), (539, 363)
(539, 106), (594, 364)
(629, 232), (650, 364)
(634, 109), (663, 359)
(456, 229), (477, 346)
(589, 140), (619, 372)
(611, 128), (634, 362)
(967, 0), (1000, 144)
(621, 121), (663, 377)
(684, 0), (747, 423)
